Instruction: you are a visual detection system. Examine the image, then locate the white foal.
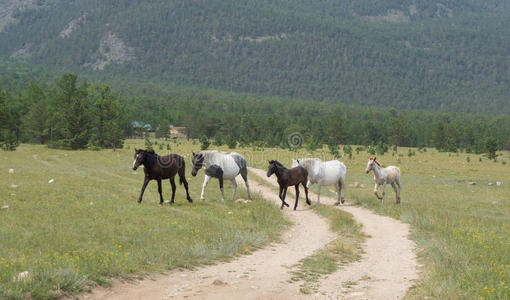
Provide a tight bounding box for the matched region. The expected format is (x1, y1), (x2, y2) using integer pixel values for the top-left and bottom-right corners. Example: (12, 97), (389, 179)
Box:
(365, 157), (401, 204)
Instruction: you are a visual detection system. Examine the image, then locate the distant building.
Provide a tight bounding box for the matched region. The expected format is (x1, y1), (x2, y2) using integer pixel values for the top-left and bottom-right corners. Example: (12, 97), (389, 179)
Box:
(131, 121), (154, 138)
(169, 125), (187, 139)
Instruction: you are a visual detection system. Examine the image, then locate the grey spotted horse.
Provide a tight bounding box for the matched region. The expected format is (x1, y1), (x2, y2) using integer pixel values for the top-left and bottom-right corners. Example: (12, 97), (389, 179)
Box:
(191, 150), (251, 202)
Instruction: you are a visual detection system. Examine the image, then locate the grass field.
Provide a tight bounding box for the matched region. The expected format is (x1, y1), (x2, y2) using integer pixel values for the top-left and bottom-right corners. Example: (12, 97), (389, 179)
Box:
(0, 141), (289, 299)
(225, 143), (510, 300)
(2, 139), (509, 299)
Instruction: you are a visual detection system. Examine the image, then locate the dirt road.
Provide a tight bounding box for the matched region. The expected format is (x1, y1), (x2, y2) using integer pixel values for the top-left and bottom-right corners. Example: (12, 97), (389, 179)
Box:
(81, 168), (418, 300)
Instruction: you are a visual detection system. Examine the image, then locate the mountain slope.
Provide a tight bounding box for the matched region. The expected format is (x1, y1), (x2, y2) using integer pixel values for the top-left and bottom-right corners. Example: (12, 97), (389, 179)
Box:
(1, 0), (509, 114)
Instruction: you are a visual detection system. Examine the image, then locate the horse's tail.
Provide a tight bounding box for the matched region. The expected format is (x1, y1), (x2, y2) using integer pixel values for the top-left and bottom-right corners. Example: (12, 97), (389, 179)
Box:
(179, 158), (186, 185)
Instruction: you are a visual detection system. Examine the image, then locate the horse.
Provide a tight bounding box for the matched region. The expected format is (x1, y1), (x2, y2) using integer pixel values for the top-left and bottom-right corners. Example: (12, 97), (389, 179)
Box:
(191, 150), (251, 202)
(365, 157), (401, 204)
(267, 160), (311, 210)
(292, 158), (347, 205)
(132, 149), (192, 204)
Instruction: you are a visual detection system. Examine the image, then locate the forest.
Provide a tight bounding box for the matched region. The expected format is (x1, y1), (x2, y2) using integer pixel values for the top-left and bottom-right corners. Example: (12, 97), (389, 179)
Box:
(1, 0), (510, 114)
(1, 71), (509, 154)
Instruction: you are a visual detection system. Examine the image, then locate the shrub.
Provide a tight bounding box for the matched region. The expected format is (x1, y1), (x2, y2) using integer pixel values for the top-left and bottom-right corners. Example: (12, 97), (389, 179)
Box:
(144, 136), (153, 150)
(200, 135), (210, 150)
(343, 145), (353, 159)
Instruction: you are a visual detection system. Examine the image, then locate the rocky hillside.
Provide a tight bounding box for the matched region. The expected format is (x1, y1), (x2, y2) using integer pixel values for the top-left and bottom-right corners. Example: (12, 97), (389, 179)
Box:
(1, 0), (509, 114)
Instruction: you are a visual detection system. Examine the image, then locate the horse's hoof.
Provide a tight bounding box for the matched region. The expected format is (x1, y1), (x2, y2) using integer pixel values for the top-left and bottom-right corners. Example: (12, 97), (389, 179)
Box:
(306, 200), (311, 205)
(341, 199), (345, 204)
(200, 197), (205, 201)
(187, 198), (193, 203)
(334, 201), (340, 206)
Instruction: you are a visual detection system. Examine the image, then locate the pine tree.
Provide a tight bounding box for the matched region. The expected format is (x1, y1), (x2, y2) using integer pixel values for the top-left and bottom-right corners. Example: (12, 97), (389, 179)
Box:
(200, 135), (210, 150)
(145, 135), (153, 151)
(50, 74), (91, 149)
(89, 84), (125, 150)
(0, 90), (19, 151)
(485, 137), (498, 160)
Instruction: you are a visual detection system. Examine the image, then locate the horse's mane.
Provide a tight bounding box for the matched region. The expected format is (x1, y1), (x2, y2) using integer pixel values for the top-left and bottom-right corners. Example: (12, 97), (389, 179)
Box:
(270, 160), (286, 169)
(372, 158), (381, 167)
(142, 149), (158, 166)
(296, 158), (320, 169)
(200, 150), (238, 157)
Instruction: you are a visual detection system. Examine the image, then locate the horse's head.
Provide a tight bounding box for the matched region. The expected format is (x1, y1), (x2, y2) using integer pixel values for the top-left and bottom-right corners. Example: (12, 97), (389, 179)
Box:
(267, 160), (278, 177)
(191, 152), (205, 176)
(132, 149), (146, 170)
(365, 157), (379, 174)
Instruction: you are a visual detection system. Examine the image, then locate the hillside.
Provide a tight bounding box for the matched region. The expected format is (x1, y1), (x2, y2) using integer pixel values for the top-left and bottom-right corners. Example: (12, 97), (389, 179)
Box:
(1, 0), (509, 114)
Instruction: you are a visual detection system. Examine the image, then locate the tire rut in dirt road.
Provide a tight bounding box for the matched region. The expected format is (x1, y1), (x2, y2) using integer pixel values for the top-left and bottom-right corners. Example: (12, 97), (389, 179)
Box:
(80, 175), (335, 300)
(249, 167), (419, 300)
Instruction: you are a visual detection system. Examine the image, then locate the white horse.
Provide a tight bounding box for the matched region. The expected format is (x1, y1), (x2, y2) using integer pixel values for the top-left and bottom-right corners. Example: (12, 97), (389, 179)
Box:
(365, 157), (401, 204)
(191, 150), (251, 202)
(292, 158), (347, 205)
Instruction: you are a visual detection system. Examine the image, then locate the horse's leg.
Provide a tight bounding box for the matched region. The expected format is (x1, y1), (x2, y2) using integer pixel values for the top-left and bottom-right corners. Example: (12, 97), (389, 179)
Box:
(219, 176), (225, 202)
(240, 168), (252, 199)
(279, 186), (284, 209)
(316, 183), (321, 204)
(231, 178), (237, 201)
(334, 182), (341, 206)
(382, 182), (387, 203)
(282, 187), (289, 208)
(138, 177), (150, 204)
(374, 183), (382, 200)
(179, 166), (192, 202)
(303, 181), (311, 205)
(396, 178), (402, 203)
(306, 179), (312, 189)
(293, 184), (300, 210)
(157, 179), (164, 205)
(200, 175), (211, 201)
(391, 182), (400, 204)
(339, 177), (346, 204)
(169, 177), (177, 204)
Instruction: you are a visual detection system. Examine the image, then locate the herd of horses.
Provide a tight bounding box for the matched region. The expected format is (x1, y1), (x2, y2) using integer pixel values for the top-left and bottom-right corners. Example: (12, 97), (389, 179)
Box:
(132, 148), (402, 209)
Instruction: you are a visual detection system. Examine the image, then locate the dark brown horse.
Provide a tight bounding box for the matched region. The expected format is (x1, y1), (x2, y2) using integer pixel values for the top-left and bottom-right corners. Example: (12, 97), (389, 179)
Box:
(132, 149), (192, 204)
(267, 160), (311, 210)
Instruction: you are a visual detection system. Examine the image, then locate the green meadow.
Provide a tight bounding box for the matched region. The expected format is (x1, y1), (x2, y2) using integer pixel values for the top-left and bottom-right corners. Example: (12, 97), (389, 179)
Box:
(1, 139), (509, 299)
(0, 141), (288, 299)
(229, 143), (510, 300)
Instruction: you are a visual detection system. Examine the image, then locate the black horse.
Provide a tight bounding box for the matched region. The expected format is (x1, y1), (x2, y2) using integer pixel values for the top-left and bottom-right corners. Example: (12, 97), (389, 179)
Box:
(132, 149), (192, 204)
(267, 160), (311, 210)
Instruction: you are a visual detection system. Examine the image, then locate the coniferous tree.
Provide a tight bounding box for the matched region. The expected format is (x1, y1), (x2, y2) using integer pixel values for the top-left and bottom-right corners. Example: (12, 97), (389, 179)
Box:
(0, 90), (19, 150)
(50, 74), (90, 149)
(89, 84), (125, 150)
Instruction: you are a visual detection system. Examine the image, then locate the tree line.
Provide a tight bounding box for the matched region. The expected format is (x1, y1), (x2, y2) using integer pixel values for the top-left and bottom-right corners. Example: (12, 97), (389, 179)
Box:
(2, 73), (509, 154)
(1, 74), (125, 150)
(121, 83), (510, 153)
